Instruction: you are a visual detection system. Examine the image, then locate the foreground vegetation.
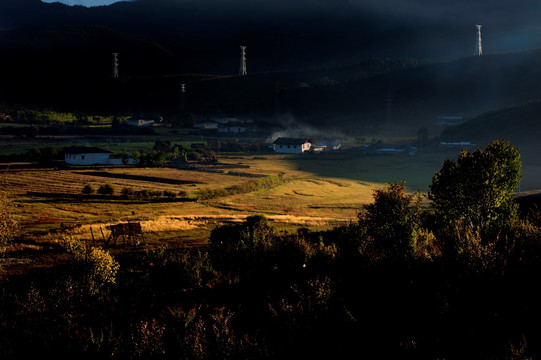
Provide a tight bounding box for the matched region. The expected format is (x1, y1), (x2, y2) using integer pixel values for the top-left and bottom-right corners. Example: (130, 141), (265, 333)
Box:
(2, 140), (541, 359)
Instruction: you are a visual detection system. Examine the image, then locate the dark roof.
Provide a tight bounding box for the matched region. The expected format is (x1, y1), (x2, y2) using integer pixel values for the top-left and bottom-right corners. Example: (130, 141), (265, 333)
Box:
(273, 137), (312, 145)
(64, 146), (112, 155)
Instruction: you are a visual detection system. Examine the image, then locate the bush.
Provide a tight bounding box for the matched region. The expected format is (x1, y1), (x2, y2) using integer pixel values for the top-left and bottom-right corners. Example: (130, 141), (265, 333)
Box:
(97, 183), (115, 196)
(136, 189), (149, 199)
(65, 240), (119, 297)
(209, 215), (276, 280)
(148, 190), (162, 199)
(143, 246), (216, 290)
(0, 190), (20, 248)
(121, 187), (135, 199)
(163, 190), (177, 199)
(82, 184), (94, 195)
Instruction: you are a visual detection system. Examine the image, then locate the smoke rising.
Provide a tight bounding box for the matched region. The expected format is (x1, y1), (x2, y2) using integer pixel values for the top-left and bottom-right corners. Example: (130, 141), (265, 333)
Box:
(270, 114), (347, 143)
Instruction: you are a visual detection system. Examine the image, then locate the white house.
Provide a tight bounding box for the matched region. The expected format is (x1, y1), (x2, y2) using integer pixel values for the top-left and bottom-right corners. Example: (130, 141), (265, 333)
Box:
(64, 146), (137, 166)
(65, 146), (113, 165)
(273, 138), (312, 154)
(127, 119), (155, 127)
(218, 124), (246, 133)
(194, 122), (219, 130)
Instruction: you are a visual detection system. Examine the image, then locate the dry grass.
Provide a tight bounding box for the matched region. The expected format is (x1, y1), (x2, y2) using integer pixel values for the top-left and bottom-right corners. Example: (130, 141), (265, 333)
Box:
(2, 151), (441, 247)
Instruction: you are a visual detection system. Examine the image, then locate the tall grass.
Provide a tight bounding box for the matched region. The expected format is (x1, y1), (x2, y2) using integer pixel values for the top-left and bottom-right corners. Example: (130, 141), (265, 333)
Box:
(197, 174), (284, 200)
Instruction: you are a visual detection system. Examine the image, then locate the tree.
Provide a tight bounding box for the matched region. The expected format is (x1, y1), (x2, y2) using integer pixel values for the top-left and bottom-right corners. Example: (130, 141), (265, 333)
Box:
(429, 140), (522, 239)
(359, 182), (423, 261)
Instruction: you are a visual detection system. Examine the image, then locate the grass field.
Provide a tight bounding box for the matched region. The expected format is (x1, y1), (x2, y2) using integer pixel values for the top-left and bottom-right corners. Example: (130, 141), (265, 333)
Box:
(2, 148), (448, 245)
(4, 142), (539, 275)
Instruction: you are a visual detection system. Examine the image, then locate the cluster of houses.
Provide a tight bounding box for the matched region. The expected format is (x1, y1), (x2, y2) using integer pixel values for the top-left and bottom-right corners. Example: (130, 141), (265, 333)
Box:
(271, 137), (341, 154)
(63, 137), (342, 166)
(193, 117), (255, 134)
(126, 116), (171, 128)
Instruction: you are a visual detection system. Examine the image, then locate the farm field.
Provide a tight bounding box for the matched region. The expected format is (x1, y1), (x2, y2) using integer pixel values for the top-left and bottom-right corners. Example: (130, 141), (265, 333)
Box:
(1, 150), (448, 245)
(4, 143), (540, 276)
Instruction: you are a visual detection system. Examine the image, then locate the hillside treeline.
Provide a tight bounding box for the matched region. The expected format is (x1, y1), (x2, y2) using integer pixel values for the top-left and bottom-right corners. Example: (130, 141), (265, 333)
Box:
(2, 140), (541, 359)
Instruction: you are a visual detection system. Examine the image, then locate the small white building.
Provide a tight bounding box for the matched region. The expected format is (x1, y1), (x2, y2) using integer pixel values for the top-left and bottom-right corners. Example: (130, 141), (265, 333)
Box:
(65, 146), (113, 165)
(194, 122), (219, 130)
(64, 146), (137, 166)
(218, 124), (246, 133)
(273, 138), (312, 154)
(127, 119), (155, 127)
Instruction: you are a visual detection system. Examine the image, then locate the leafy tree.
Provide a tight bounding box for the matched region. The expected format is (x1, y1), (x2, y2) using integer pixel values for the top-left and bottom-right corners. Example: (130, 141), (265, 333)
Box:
(359, 182), (423, 261)
(429, 140), (522, 240)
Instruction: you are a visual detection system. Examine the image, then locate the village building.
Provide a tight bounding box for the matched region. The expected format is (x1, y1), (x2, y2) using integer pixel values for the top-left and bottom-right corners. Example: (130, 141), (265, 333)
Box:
(218, 124), (246, 133)
(126, 118), (155, 127)
(193, 122), (219, 130)
(65, 146), (113, 165)
(273, 137), (312, 154)
(64, 146), (135, 166)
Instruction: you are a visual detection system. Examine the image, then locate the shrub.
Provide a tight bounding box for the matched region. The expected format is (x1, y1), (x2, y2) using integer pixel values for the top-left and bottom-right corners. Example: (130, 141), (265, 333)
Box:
(97, 183), (115, 196)
(143, 246), (216, 290)
(82, 184), (95, 195)
(136, 189), (149, 199)
(163, 190), (177, 199)
(65, 240), (120, 297)
(0, 190), (20, 249)
(209, 215), (276, 280)
(121, 187), (135, 199)
(129, 319), (166, 359)
(148, 190), (162, 199)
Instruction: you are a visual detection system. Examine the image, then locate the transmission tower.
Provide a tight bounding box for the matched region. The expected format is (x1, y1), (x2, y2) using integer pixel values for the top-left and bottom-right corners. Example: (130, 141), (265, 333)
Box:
(180, 83), (186, 111)
(239, 46), (247, 76)
(476, 25), (483, 56)
(112, 52), (119, 78)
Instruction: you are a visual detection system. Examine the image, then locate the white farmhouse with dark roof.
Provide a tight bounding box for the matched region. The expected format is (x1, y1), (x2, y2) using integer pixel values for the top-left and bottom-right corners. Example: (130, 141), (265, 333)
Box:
(127, 118), (155, 127)
(272, 137), (312, 154)
(64, 146), (113, 165)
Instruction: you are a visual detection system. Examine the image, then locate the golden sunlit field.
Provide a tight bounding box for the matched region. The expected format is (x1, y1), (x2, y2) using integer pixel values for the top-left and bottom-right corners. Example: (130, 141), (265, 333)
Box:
(6, 144), (540, 275)
(3, 155), (385, 246)
(2, 151), (432, 241)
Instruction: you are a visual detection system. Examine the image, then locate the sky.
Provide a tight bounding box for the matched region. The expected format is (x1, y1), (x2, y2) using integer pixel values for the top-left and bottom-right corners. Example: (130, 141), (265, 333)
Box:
(42, 0), (127, 6)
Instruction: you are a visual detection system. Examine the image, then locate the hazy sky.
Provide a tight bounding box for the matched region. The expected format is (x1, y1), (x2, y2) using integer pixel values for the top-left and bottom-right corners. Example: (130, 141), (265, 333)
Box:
(42, 0), (126, 6)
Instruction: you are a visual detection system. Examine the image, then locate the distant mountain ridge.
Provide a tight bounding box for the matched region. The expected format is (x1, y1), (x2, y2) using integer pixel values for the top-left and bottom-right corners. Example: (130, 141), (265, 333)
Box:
(2, 0), (541, 144)
(2, 0), (541, 70)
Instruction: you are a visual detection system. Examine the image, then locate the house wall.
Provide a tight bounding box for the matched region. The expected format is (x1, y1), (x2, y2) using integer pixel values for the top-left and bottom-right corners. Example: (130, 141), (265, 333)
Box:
(127, 119), (154, 127)
(274, 143), (310, 154)
(65, 153), (111, 165)
(218, 126), (246, 133)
